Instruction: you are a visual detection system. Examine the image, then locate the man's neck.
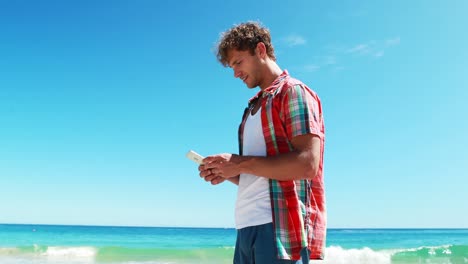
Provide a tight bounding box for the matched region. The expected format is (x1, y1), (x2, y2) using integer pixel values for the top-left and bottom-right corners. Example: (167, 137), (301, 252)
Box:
(259, 61), (283, 91)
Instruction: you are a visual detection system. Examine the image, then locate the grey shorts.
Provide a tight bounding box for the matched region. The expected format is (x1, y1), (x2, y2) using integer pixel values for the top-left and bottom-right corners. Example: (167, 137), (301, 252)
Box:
(233, 223), (309, 264)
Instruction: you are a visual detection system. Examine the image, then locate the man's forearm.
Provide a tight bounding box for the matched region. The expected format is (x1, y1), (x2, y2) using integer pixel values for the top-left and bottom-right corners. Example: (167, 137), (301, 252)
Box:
(238, 151), (319, 181)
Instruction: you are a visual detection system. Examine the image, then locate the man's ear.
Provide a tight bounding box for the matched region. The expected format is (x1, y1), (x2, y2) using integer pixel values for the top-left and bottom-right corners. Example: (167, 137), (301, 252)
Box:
(255, 42), (267, 58)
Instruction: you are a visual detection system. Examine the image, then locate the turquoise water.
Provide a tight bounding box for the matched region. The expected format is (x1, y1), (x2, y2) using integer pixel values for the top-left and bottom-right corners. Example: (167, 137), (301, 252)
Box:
(0, 224), (467, 263)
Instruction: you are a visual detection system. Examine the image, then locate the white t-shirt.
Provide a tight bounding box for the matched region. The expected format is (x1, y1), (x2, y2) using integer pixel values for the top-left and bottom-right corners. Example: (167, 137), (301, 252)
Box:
(235, 108), (272, 229)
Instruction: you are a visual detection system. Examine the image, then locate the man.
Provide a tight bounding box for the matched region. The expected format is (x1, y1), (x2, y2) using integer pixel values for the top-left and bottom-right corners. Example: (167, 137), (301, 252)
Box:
(199, 21), (326, 264)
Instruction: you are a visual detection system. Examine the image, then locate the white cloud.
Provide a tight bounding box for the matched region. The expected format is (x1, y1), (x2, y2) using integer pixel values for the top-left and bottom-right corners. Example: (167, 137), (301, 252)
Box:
(374, 51), (384, 58)
(347, 44), (370, 54)
(345, 37), (400, 59)
(306, 36), (400, 72)
(386, 37), (401, 46)
(304, 64), (320, 72)
(284, 35), (306, 47)
(324, 56), (337, 65)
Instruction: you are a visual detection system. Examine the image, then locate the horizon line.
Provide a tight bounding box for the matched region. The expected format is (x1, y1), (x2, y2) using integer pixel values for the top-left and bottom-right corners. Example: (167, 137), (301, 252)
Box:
(1, 223), (467, 230)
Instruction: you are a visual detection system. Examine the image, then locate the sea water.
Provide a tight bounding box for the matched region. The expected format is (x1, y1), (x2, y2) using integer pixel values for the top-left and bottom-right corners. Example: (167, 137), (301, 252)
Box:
(0, 224), (467, 264)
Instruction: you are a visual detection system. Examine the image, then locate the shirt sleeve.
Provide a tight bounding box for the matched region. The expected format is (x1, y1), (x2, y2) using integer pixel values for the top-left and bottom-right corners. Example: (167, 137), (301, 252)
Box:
(281, 84), (325, 140)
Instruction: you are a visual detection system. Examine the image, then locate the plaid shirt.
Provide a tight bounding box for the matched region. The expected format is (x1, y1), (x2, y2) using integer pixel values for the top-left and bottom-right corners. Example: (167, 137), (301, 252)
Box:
(238, 71), (326, 260)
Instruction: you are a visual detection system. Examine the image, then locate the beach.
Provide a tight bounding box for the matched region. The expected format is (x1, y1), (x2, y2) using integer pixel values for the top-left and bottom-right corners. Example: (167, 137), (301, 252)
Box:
(0, 224), (467, 263)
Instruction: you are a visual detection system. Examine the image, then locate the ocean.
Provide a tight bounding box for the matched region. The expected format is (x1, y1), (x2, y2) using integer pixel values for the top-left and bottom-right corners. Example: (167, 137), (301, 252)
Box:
(0, 224), (467, 264)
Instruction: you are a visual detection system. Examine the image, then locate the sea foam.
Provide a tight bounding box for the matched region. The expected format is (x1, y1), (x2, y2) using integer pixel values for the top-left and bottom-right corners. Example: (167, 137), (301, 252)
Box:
(318, 246), (392, 264)
(42, 246), (97, 259)
(318, 245), (468, 264)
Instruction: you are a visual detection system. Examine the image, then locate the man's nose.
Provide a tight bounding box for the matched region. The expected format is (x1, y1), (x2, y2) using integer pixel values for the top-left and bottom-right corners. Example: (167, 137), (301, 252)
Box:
(234, 69), (242, 78)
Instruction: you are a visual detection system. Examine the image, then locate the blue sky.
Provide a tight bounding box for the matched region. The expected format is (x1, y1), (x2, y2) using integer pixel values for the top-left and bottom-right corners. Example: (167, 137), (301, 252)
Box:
(1, 0), (467, 228)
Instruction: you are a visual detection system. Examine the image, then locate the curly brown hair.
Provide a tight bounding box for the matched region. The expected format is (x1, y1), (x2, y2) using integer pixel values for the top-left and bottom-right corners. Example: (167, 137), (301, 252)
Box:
(216, 21), (276, 67)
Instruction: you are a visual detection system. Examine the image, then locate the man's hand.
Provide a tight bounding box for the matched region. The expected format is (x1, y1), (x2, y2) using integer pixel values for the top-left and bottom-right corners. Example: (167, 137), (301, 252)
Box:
(198, 153), (242, 184)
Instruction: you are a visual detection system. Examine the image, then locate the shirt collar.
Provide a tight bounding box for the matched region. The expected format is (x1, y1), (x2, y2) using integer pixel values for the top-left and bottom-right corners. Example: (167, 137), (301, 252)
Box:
(248, 70), (289, 104)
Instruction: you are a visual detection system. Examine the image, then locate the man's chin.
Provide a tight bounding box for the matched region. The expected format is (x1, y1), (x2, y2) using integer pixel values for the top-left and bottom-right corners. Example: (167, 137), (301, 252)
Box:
(245, 83), (258, 89)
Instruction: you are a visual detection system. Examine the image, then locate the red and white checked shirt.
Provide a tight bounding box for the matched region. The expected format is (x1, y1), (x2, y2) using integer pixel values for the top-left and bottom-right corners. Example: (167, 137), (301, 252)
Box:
(238, 71), (326, 260)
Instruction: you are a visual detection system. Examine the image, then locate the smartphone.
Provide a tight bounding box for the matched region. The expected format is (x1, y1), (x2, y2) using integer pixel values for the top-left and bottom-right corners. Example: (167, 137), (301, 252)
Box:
(186, 150), (204, 165)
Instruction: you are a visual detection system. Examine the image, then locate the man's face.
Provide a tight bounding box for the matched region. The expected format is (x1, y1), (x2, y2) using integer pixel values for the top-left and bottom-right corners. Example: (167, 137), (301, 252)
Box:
(227, 48), (262, 89)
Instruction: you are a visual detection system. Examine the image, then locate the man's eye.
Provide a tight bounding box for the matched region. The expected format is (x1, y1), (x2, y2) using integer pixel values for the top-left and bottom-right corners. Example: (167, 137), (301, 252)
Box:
(230, 60), (241, 68)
